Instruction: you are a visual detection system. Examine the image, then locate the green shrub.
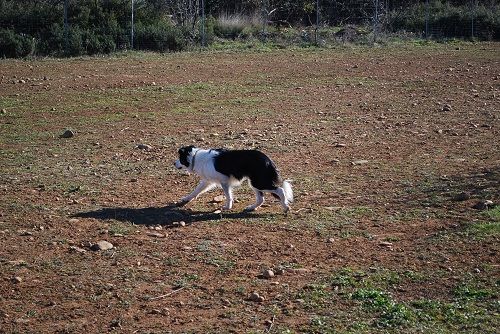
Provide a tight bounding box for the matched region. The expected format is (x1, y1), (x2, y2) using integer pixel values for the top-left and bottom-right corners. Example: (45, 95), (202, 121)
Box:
(0, 29), (34, 58)
(134, 21), (186, 52)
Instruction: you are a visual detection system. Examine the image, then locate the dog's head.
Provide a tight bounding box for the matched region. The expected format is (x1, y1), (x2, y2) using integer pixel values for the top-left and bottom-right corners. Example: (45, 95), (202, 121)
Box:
(174, 145), (196, 170)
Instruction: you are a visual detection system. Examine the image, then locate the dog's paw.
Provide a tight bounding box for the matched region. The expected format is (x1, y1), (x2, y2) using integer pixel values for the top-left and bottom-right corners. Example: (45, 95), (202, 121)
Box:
(175, 198), (190, 207)
(242, 206), (256, 213)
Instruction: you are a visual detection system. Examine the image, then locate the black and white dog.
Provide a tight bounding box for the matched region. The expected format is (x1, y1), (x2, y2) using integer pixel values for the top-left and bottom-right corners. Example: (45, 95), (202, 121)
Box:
(174, 146), (293, 212)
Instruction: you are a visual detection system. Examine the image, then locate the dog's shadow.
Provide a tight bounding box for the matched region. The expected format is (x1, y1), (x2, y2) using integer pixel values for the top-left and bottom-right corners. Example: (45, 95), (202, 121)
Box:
(72, 204), (270, 228)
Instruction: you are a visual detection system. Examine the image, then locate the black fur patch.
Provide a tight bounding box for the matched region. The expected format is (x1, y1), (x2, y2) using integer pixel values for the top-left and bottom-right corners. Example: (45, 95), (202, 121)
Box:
(213, 150), (281, 190)
(178, 145), (195, 168)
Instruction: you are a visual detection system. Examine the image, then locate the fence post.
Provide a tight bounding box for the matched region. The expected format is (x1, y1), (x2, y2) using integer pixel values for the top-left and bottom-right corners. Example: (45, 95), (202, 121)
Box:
(201, 0), (206, 47)
(373, 0), (379, 43)
(471, 0), (475, 39)
(131, 0), (134, 49)
(64, 0), (68, 54)
(425, 0), (429, 39)
(262, 0), (268, 40)
(315, 0), (320, 45)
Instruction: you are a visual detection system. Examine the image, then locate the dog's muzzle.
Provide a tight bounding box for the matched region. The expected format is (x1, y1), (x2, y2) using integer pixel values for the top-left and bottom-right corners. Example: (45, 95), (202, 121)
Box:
(174, 160), (184, 170)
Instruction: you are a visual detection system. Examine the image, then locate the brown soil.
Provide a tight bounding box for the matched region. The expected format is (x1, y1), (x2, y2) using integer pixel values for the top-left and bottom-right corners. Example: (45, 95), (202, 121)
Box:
(0, 43), (499, 333)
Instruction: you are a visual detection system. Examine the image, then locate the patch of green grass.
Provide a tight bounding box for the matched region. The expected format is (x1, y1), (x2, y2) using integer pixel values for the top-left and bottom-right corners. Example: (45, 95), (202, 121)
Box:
(108, 221), (136, 236)
(484, 206), (500, 222)
(454, 282), (493, 301)
(465, 221), (500, 238)
(297, 284), (331, 310)
(173, 273), (199, 289)
(352, 288), (392, 308)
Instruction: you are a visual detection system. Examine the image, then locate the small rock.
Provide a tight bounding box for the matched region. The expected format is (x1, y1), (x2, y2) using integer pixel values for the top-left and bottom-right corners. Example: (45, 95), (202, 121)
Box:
(472, 200), (494, 210)
(248, 292), (264, 303)
(179, 221), (186, 227)
(213, 209), (222, 214)
(286, 268), (308, 274)
(262, 269), (275, 279)
(453, 192), (471, 202)
(69, 246), (87, 254)
(8, 260), (27, 266)
(327, 237), (335, 243)
(274, 268), (285, 275)
(334, 143), (346, 148)
(136, 143), (152, 150)
(352, 160), (369, 165)
(212, 195), (225, 203)
(60, 129), (74, 138)
(11, 276), (22, 284)
(442, 104), (452, 112)
(1, 109), (6, 114)
(91, 240), (114, 251)
(147, 232), (166, 238)
(379, 241), (393, 247)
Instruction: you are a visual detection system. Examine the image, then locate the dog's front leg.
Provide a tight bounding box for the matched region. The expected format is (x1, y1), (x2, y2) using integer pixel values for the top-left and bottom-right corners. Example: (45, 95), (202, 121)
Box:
(177, 180), (214, 207)
(220, 183), (234, 210)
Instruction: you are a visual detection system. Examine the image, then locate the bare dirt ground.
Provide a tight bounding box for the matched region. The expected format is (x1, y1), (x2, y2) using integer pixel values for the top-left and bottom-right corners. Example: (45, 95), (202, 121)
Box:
(1, 43), (499, 333)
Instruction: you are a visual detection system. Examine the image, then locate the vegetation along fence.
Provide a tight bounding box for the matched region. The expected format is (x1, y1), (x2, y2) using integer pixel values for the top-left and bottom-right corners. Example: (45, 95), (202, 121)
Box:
(1, 0), (499, 58)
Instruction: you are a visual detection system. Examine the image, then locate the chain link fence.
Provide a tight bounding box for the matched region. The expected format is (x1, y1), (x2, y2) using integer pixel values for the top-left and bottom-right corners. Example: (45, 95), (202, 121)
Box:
(0, 0), (498, 57)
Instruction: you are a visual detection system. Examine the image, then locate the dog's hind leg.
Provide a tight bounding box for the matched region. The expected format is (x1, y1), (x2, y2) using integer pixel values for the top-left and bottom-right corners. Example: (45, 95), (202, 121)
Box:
(177, 180), (215, 206)
(243, 189), (264, 212)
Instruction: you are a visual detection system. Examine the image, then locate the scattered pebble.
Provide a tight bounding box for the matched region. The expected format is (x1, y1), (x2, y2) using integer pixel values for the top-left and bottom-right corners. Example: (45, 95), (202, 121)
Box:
(274, 268), (285, 275)
(472, 200), (494, 210)
(261, 269), (275, 279)
(327, 238), (335, 243)
(147, 232), (166, 238)
(60, 129), (74, 138)
(91, 240), (114, 251)
(212, 195), (225, 203)
(136, 143), (152, 150)
(11, 276), (22, 284)
(379, 241), (393, 248)
(248, 292), (264, 303)
(1, 109), (6, 114)
(69, 245), (87, 254)
(352, 159), (369, 165)
(453, 192), (471, 202)
(442, 104), (452, 112)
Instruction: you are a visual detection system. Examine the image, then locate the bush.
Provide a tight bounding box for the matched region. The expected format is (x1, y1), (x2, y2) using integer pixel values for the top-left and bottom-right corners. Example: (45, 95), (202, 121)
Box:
(389, 1), (500, 40)
(0, 29), (34, 58)
(134, 21), (186, 52)
(214, 14), (252, 39)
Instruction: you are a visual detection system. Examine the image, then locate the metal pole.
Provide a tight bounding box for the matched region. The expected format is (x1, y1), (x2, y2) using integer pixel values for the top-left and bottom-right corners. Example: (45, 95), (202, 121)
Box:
(373, 0), (379, 43)
(131, 0), (134, 49)
(425, 0), (429, 39)
(315, 0), (319, 45)
(471, 0), (475, 39)
(64, 0), (68, 54)
(201, 0), (206, 47)
(262, 0), (267, 39)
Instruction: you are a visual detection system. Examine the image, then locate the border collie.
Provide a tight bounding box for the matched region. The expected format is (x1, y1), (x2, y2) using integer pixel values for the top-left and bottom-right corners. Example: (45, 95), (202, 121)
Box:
(174, 146), (293, 213)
